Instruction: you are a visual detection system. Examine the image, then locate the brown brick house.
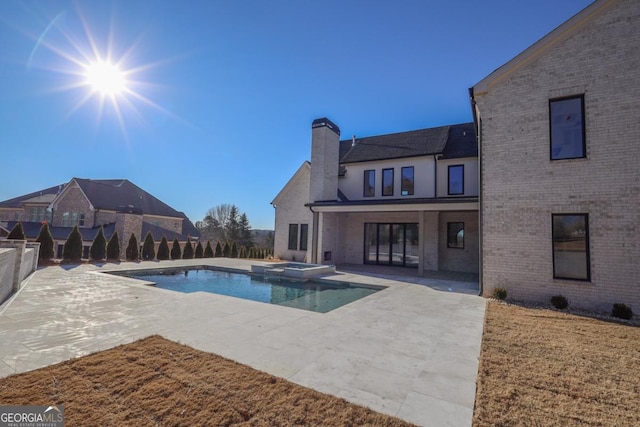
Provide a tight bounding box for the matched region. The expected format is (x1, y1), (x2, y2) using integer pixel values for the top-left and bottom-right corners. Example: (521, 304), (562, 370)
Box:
(0, 178), (199, 259)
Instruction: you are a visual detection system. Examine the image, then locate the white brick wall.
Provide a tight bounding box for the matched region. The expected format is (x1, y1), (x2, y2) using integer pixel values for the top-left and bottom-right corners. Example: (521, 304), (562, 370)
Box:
(475, 0), (640, 312)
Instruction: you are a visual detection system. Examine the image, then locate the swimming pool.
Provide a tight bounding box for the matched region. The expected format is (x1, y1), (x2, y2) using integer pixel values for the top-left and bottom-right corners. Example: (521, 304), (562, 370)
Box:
(112, 268), (384, 313)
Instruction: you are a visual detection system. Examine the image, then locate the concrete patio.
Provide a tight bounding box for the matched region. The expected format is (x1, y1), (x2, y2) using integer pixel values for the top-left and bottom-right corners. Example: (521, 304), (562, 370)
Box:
(0, 259), (486, 427)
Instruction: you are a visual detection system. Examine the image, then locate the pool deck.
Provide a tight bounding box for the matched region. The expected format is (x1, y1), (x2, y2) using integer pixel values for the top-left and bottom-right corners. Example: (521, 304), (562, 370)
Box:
(0, 259), (486, 427)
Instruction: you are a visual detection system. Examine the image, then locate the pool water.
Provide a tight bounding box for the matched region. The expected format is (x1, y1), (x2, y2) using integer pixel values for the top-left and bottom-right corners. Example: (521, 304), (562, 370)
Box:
(121, 269), (383, 313)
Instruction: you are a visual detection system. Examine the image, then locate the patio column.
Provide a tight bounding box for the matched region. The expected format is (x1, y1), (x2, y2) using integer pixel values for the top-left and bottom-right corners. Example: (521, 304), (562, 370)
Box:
(418, 211), (424, 276)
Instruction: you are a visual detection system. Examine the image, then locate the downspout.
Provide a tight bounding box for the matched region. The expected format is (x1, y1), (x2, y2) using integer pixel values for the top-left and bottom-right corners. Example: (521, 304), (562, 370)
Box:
(469, 86), (483, 297)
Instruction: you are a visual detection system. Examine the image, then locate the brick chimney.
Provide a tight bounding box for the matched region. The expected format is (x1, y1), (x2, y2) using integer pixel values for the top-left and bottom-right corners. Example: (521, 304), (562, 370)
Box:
(310, 118), (340, 202)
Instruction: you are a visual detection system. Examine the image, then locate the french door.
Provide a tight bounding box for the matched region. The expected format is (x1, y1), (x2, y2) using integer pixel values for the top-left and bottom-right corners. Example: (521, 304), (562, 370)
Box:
(365, 223), (419, 267)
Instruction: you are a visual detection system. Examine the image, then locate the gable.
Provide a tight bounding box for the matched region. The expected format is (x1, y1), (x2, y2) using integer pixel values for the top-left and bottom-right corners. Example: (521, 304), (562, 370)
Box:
(272, 162), (310, 206)
(474, 0), (616, 95)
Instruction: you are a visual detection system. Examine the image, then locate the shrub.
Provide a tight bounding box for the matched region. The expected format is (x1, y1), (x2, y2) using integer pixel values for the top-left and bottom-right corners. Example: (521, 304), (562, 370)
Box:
(7, 221), (26, 240)
(36, 222), (55, 263)
(230, 242), (238, 258)
(239, 245), (246, 258)
(491, 287), (507, 300)
(203, 241), (214, 258)
(611, 303), (633, 320)
(62, 226), (83, 262)
(183, 237), (194, 259)
(157, 236), (170, 260)
(170, 238), (182, 260)
(125, 233), (139, 261)
(194, 241), (204, 258)
(142, 232), (155, 261)
(222, 242), (230, 258)
(550, 295), (569, 310)
(107, 232), (120, 261)
(89, 227), (107, 261)
(214, 241), (223, 257)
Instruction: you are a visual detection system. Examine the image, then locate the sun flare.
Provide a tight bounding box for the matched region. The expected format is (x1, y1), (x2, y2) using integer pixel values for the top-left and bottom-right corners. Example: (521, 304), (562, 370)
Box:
(85, 61), (127, 96)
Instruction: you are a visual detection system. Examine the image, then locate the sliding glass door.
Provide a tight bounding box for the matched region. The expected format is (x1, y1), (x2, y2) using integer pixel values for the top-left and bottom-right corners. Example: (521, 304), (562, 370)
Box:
(364, 223), (419, 267)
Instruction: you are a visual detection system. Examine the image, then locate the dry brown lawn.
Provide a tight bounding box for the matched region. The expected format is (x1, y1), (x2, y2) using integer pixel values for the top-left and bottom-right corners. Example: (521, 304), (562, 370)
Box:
(0, 336), (414, 426)
(473, 301), (640, 427)
(2, 302), (638, 426)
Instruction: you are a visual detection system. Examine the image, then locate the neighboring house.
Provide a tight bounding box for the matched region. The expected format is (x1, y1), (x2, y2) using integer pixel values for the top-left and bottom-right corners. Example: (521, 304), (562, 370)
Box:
(471, 0), (639, 311)
(0, 178), (199, 259)
(272, 118), (479, 275)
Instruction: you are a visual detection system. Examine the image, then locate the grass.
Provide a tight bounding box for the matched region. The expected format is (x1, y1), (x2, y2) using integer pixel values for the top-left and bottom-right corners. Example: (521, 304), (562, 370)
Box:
(473, 301), (640, 427)
(1, 302), (638, 426)
(0, 335), (413, 427)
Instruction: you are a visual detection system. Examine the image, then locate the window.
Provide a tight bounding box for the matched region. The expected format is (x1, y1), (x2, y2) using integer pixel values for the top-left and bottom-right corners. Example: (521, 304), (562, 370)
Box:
(363, 170), (375, 197)
(447, 222), (464, 248)
(299, 224), (308, 251)
(448, 165), (464, 195)
(29, 207), (48, 222)
(552, 214), (590, 280)
(382, 168), (394, 196)
(62, 212), (85, 227)
(288, 224), (298, 250)
(401, 167), (414, 196)
(550, 95), (585, 160)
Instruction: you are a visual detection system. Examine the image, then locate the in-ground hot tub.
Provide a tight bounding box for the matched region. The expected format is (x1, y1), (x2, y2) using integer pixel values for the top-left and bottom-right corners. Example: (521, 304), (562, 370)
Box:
(251, 262), (336, 279)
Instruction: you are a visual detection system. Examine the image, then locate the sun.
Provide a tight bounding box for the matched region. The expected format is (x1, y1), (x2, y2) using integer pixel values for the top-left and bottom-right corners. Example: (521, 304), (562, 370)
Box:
(84, 61), (127, 96)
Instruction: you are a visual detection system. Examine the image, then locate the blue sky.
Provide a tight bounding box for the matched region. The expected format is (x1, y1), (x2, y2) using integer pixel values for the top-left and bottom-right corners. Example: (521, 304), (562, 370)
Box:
(0, 0), (593, 230)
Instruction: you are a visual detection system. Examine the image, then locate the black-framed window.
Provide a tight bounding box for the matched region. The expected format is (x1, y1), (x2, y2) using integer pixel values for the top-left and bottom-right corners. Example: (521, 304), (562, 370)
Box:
(550, 95), (586, 160)
(447, 222), (464, 248)
(299, 224), (308, 251)
(448, 165), (464, 195)
(62, 212), (85, 227)
(363, 170), (375, 197)
(552, 214), (590, 281)
(288, 224), (298, 250)
(382, 168), (394, 196)
(401, 167), (414, 196)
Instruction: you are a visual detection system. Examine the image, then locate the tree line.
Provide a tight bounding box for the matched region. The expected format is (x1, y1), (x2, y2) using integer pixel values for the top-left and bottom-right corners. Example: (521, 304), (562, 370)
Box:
(5, 221), (273, 264)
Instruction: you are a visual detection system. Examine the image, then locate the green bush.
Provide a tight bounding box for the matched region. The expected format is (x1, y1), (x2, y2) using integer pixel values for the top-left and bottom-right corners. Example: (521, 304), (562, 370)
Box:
(214, 241), (223, 257)
(63, 226), (83, 262)
(203, 241), (214, 258)
(183, 237), (194, 259)
(7, 221), (25, 240)
(125, 233), (139, 261)
(222, 242), (230, 257)
(611, 303), (633, 320)
(89, 227), (107, 261)
(170, 238), (182, 260)
(107, 232), (120, 261)
(157, 236), (170, 260)
(36, 222), (55, 263)
(550, 295), (569, 310)
(230, 242), (238, 258)
(194, 241), (204, 258)
(491, 287), (507, 300)
(239, 245), (246, 258)
(142, 232), (155, 261)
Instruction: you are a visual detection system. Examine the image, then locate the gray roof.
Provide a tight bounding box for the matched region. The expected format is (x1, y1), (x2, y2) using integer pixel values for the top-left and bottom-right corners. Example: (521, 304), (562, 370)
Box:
(338, 123), (476, 164)
(74, 178), (183, 218)
(0, 185), (62, 208)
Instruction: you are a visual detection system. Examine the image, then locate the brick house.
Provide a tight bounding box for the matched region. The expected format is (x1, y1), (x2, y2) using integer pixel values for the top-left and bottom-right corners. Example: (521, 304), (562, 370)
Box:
(272, 118), (479, 276)
(471, 0), (639, 311)
(0, 178), (199, 259)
